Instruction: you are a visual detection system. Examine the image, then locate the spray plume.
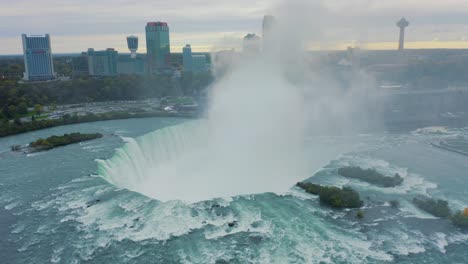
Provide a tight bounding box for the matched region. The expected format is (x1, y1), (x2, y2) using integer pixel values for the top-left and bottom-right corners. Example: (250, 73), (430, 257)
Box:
(98, 0), (380, 202)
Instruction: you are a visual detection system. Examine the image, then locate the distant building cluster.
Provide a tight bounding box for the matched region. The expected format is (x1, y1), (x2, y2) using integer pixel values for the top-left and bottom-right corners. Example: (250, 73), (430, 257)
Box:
(21, 21), (210, 82)
(20, 16), (411, 82)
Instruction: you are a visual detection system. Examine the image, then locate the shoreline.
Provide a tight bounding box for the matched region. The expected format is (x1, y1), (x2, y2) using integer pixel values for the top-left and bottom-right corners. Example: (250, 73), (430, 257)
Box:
(0, 111), (197, 138)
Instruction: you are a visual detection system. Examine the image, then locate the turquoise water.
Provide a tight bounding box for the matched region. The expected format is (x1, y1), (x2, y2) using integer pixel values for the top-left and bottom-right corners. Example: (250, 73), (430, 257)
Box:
(0, 118), (467, 263)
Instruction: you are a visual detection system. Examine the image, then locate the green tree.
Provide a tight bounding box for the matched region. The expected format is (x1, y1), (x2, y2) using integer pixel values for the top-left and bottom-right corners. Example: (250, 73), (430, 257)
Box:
(34, 104), (43, 115)
(8, 105), (17, 118)
(13, 117), (22, 126)
(356, 211), (364, 219)
(17, 102), (28, 115)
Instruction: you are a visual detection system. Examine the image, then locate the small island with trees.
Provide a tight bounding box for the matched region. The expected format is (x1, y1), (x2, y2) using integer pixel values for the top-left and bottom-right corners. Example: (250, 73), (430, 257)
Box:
(22, 132), (103, 152)
(296, 182), (363, 209)
(412, 197), (468, 230)
(338, 166), (404, 187)
(412, 197), (451, 218)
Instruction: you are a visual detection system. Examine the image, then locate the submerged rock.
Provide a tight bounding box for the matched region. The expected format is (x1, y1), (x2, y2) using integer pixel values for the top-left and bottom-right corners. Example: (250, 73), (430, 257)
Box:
(86, 199), (101, 208)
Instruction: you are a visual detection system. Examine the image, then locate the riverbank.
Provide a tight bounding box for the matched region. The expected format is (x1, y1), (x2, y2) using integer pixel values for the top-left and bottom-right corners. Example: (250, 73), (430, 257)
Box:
(0, 111), (197, 138)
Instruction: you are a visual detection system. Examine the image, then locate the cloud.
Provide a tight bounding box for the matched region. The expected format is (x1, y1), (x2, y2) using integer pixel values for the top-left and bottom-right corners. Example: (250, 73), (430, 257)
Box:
(1, 0), (468, 54)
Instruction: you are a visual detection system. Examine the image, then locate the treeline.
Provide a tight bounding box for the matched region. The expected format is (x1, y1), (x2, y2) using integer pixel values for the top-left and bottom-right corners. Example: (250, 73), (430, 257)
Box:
(0, 75), (170, 106)
(0, 73), (213, 119)
(0, 111), (195, 137)
(0, 56), (72, 80)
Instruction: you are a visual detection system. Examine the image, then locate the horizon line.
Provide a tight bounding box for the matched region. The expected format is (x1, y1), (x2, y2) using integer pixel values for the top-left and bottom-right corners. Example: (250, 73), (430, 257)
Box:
(2, 47), (468, 57)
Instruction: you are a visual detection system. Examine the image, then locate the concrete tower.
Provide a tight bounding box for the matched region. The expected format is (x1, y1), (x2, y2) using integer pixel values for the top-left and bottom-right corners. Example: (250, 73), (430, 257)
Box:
(396, 18), (409, 51)
(126, 36), (138, 59)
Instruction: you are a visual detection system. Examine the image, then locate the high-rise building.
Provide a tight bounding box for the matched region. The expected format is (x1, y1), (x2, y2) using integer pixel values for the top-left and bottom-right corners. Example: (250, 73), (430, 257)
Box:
(87, 48), (118, 76)
(182, 45), (208, 75)
(127, 36), (138, 59)
(21, 34), (56, 81)
(145, 22), (171, 72)
(182, 44), (193, 72)
(243, 33), (261, 54)
(192, 55), (207, 73)
(262, 15), (276, 52)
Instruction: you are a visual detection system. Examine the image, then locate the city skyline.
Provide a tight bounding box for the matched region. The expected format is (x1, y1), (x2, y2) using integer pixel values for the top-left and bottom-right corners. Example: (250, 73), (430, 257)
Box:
(2, 0), (468, 54)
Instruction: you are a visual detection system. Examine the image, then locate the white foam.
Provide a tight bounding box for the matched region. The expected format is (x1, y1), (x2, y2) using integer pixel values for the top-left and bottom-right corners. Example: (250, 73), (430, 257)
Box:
(336, 154), (437, 196)
(412, 126), (450, 135)
(11, 224), (25, 234)
(26, 152), (46, 157)
(447, 232), (468, 244)
(203, 208), (271, 240)
(431, 232), (448, 253)
(385, 230), (426, 256)
(4, 201), (21, 210)
(283, 187), (319, 201)
(50, 246), (64, 263)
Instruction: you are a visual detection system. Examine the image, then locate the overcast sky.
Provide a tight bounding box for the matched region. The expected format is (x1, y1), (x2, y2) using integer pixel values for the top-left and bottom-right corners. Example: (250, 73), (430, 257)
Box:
(2, 0), (468, 54)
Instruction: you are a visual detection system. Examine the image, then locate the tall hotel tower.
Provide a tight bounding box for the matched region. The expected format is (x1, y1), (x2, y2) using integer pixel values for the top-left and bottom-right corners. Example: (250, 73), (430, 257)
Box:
(145, 22), (170, 73)
(21, 34), (56, 81)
